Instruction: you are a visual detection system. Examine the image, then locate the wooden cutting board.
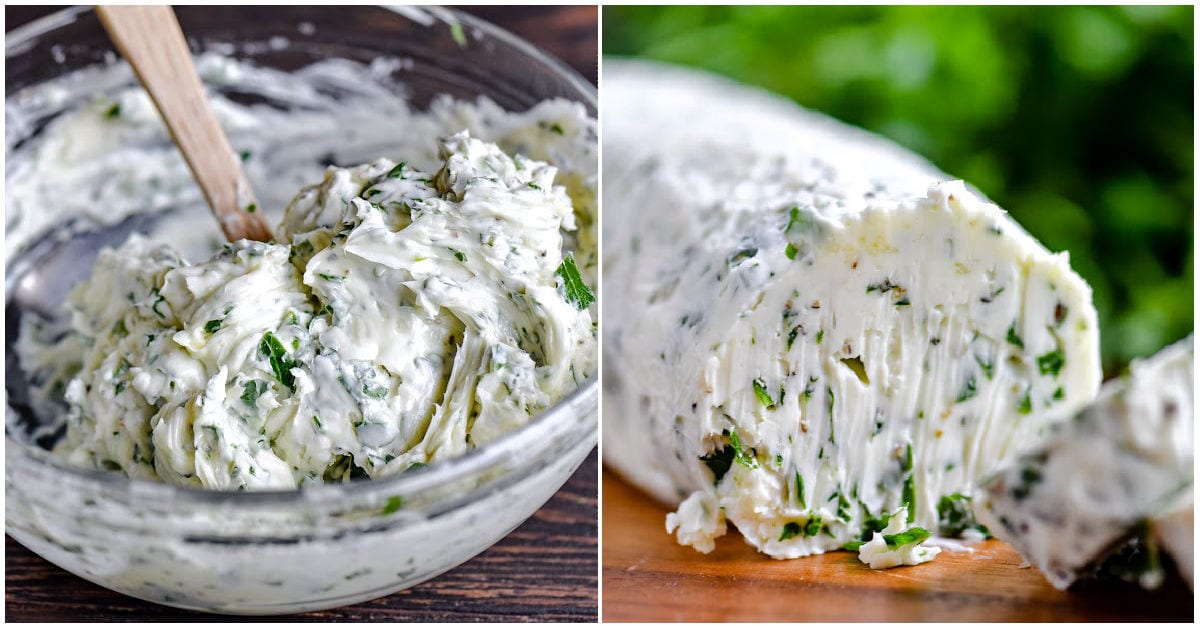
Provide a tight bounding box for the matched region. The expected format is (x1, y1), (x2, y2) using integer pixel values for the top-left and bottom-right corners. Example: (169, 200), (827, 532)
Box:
(602, 470), (1193, 622)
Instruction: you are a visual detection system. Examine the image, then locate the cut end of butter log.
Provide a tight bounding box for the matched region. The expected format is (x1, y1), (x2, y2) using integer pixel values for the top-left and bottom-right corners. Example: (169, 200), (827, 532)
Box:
(977, 336), (1194, 590)
(603, 60), (1103, 561)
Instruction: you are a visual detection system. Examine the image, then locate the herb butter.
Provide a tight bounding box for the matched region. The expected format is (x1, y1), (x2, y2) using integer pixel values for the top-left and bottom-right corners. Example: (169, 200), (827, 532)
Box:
(22, 131), (595, 490)
(603, 60), (1101, 558)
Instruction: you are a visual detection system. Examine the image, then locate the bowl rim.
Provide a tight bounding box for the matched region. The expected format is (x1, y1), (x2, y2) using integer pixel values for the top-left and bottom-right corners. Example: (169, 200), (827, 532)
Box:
(4, 4), (598, 506)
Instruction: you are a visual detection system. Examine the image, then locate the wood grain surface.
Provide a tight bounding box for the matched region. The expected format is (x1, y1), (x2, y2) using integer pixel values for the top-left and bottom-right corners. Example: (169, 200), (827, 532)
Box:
(602, 470), (1193, 622)
(4, 5), (598, 622)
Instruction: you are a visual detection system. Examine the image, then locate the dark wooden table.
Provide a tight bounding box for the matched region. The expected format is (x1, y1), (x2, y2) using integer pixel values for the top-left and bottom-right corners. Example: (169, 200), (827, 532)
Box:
(4, 5), (598, 622)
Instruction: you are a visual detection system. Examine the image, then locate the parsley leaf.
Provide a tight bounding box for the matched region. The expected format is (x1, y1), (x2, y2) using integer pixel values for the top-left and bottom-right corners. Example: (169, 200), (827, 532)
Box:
(556, 253), (594, 310)
(1037, 349), (1064, 376)
(259, 332), (296, 391)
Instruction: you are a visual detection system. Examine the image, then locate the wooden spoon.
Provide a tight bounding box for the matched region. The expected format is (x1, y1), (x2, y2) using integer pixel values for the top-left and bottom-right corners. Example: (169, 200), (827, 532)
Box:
(96, 5), (273, 242)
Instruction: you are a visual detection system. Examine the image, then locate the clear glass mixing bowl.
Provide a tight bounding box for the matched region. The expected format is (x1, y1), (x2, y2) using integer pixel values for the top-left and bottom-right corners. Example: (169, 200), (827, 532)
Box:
(5, 6), (597, 615)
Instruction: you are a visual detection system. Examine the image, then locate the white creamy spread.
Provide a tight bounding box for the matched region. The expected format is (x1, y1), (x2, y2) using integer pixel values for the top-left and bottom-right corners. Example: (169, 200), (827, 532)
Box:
(851, 506), (941, 569)
(977, 335), (1193, 590)
(11, 55), (597, 490)
(603, 60), (1101, 559)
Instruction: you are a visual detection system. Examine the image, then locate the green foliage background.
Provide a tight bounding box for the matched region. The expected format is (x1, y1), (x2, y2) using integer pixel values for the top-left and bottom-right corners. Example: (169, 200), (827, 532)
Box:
(605, 5), (1193, 374)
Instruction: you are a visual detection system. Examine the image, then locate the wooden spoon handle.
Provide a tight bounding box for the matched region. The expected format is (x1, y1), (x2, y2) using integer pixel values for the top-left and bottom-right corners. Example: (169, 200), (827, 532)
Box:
(96, 5), (273, 242)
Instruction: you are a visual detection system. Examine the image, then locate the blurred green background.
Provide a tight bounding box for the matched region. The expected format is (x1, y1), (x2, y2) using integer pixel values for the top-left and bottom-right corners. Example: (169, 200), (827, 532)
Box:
(605, 5), (1193, 375)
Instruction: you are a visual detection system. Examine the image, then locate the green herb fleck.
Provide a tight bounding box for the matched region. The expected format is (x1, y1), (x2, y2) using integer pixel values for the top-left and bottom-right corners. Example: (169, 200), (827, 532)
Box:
(795, 471), (806, 509)
(362, 382), (389, 399)
(752, 378), (776, 408)
(937, 493), (992, 538)
(1017, 389), (1032, 414)
(449, 22), (467, 47)
(894, 297), (911, 306)
(779, 521), (802, 541)
(1006, 323), (1024, 349)
(975, 354), (994, 380)
(1052, 386), (1064, 401)
(728, 247), (758, 266)
(729, 429), (758, 469)
(246, 203), (257, 213)
(787, 325), (801, 350)
(901, 444), (916, 522)
(826, 386), (836, 443)
(785, 206), (810, 232)
(204, 319), (223, 335)
(816, 328), (824, 344)
(556, 253), (594, 310)
(387, 161), (407, 178)
(451, 248), (466, 263)
(700, 448), (734, 484)
(104, 103), (121, 119)
(239, 150), (252, 162)
(318, 272), (346, 283)
(259, 332), (296, 390)
(785, 242), (798, 260)
(803, 515), (824, 537)
(956, 374), (977, 403)
(382, 495), (403, 515)
(240, 380), (264, 406)
(1037, 350), (1064, 377)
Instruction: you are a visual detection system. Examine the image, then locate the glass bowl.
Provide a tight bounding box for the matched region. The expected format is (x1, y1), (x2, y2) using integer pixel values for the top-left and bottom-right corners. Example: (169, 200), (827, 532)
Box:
(4, 6), (597, 615)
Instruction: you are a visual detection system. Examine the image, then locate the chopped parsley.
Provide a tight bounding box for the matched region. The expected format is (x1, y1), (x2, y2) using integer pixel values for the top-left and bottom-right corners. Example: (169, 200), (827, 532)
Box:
(449, 22), (467, 47)
(974, 354), (994, 380)
(901, 443), (916, 522)
(1037, 349), (1065, 376)
(795, 470), (806, 509)
(1006, 323), (1024, 349)
(845, 527), (933, 552)
(104, 103), (121, 119)
(362, 382), (389, 399)
(259, 331), (296, 391)
(728, 429), (758, 470)
(727, 247), (758, 266)
(204, 319), (223, 335)
(787, 325), (801, 350)
(785, 242), (798, 260)
(956, 374), (978, 403)
(752, 378), (776, 408)
(700, 447), (734, 484)
(1017, 388), (1033, 414)
(387, 161), (407, 178)
(382, 495), (404, 514)
(937, 493), (991, 538)
(556, 253), (594, 310)
(779, 521), (802, 541)
(240, 380), (265, 406)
